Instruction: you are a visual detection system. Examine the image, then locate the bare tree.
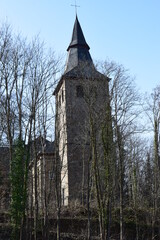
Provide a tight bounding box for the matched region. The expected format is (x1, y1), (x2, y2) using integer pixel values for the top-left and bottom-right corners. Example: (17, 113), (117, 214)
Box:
(144, 85), (160, 239)
(99, 60), (141, 240)
(0, 21), (60, 239)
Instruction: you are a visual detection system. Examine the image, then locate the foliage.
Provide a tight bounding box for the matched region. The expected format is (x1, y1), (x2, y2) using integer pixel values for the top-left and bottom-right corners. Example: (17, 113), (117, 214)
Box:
(10, 139), (27, 239)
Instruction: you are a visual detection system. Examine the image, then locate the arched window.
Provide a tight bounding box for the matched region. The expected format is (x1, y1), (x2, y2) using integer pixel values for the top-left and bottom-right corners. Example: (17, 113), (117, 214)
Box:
(76, 85), (84, 98)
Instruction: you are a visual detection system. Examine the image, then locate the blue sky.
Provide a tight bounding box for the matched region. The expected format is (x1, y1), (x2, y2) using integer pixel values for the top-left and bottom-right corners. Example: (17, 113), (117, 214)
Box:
(0, 0), (160, 93)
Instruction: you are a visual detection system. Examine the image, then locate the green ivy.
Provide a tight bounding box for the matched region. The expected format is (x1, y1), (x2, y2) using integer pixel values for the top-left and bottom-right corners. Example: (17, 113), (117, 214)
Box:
(10, 139), (28, 240)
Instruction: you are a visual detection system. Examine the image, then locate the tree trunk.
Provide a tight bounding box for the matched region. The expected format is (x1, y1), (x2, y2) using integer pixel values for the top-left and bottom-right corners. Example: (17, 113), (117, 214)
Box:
(87, 154), (91, 240)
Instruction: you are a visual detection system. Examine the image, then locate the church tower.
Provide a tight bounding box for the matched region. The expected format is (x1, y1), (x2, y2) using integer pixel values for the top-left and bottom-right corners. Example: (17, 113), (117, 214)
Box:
(54, 16), (109, 205)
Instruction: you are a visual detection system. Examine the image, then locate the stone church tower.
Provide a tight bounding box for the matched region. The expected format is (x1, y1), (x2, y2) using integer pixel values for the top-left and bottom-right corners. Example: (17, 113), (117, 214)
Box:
(54, 16), (109, 205)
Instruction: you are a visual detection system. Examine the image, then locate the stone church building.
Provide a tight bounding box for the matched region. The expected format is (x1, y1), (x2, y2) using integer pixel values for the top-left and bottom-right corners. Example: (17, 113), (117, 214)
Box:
(0, 16), (110, 211)
(53, 16), (109, 206)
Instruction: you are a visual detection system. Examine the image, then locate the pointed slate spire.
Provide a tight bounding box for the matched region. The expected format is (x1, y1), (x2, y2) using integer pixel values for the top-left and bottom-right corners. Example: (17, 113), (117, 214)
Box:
(53, 16), (109, 95)
(65, 16), (95, 75)
(67, 15), (90, 51)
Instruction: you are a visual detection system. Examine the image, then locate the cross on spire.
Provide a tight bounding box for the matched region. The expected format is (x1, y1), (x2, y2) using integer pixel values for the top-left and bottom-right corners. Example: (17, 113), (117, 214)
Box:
(71, 0), (80, 15)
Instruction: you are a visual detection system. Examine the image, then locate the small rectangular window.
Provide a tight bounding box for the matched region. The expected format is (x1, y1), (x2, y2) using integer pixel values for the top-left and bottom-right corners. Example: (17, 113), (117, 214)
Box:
(62, 90), (64, 102)
(76, 85), (84, 98)
(59, 95), (61, 106)
(58, 130), (60, 139)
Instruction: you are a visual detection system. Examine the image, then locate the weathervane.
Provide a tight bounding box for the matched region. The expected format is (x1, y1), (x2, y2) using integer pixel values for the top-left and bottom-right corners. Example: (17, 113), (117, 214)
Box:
(71, 0), (80, 15)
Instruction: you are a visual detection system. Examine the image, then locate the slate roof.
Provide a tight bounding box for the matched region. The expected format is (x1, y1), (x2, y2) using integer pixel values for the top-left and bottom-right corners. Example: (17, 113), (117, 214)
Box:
(31, 136), (55, 154)
(53, 16), (110, 95)
(0, 138), (55, 163)
(65, 16), (95, 75)
(67, 15), (90, 51)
